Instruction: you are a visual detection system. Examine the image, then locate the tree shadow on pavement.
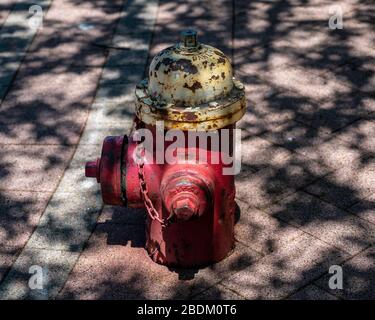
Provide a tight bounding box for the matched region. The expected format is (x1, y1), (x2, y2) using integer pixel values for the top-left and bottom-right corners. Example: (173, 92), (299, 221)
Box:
(1, 0), (375, 300)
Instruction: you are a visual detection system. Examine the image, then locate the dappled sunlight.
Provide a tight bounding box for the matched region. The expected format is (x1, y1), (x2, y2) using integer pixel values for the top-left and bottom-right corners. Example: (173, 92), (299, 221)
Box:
(0, 0), (374, 299)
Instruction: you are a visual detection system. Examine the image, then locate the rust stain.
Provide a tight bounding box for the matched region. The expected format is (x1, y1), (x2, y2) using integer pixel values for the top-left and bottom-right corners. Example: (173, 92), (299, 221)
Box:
(162, 57), (198, 74)
(183, 81), (202, 93)
(184, 112), (198, 121)
(209, 75), (220, 80)
(217, 57), (226, 64)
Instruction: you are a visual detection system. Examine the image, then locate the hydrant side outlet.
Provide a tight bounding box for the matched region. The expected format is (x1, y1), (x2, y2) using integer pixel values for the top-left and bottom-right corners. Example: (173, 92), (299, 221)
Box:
(85, 30), (246, 268)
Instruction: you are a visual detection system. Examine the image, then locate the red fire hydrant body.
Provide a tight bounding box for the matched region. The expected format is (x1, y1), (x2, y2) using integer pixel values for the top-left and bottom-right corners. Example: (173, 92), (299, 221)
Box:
(85, 31), (246, 268)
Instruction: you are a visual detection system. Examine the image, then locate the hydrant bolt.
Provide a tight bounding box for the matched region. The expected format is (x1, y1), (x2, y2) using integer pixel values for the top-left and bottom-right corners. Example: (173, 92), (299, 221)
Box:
(171, 194), (200, 222)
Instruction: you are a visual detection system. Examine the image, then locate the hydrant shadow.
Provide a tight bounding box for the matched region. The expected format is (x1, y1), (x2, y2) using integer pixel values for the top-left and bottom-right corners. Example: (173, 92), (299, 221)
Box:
(102, 207), (147, 248)
(234, 201), (241, 225)
(168, 268), (200, 281)
(101, 203), (242, 280)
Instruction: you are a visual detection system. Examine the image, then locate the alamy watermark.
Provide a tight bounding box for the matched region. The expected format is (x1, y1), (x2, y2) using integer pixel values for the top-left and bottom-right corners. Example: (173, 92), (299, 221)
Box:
(28, 5), (43, 30)
(328, 5), (344, 30)
(328, 265), (343, 290)
(131, 121), (242, 175)
(28, 265), (47, 290)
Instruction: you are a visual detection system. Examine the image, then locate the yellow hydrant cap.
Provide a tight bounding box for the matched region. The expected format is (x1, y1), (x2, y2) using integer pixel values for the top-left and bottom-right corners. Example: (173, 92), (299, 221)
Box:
(135, 30), (246, 131)
(148, 30), (234, 106)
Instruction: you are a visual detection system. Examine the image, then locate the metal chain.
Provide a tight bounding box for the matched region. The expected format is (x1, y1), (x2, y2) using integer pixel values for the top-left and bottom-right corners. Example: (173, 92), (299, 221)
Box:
(136, 144), (169, 227)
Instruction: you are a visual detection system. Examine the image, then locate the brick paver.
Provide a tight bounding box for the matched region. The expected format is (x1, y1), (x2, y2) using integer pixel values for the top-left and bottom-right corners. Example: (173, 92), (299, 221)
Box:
(0, 0), (374, 299)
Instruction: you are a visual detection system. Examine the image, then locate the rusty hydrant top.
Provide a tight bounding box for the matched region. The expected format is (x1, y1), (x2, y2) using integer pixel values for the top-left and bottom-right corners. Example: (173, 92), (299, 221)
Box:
(135, 30), (246, 131)
(148, 30), (234, 105)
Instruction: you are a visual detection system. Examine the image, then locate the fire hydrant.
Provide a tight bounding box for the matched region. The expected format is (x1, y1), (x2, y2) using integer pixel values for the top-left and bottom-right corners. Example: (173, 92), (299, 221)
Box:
(85, 30), (246, 268)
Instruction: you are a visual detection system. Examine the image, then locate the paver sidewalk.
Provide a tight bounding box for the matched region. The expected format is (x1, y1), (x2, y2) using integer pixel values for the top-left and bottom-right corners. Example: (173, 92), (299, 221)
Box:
(0, 0), (124, 298)
(0, 0), (374, 299)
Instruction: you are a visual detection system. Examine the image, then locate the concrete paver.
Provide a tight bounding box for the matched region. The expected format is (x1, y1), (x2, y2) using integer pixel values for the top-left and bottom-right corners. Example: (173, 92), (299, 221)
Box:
(25, 32), (108, 68)
(106, 45), (151, 67)
(236, 77), (296, 137)
(25, 191), (103, 252)
(58, 217), (261, 299)
(83, 83), (137, 131)
(0, 65), (101, 145)
(260, 121), (333, 155)
(221, 233), (349, 299)
(100, 65), (145, 86)
(0, 145), (75, 192)
(348, 193), (375, 226)
(261, 120), (371, 171)
(304, 157), (375, 210)
(314, 246), (375, 299)
(56, 144), (102, 194)
(239, 135), (291, 174)
(0, 85), (8, 102)
(0, 191), (52, 248)
(260, 64), (352, 102)
(0, 0), (52, 89)
(78, 124), (129, 146)
(237, 138), (331, 209)
(193, 283), (245, 300)
(0, 246), (21, 284)
(294, 97), (374, 134)
(0, 1), (18, 27)
(0, 0), (128, 298)
(0, 248), (80, 299)
(109, 0), (158, 65)
(267, 191), (375, 255)
(235, 199), (303, 255)
(335, 119), (375, 155)
(287, 284), (339, 300)
(23, 0), (123, 68)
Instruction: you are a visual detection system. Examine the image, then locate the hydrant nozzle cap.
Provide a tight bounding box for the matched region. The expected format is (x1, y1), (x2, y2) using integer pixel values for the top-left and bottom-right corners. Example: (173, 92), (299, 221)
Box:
(171, 194), (200, 222)
(85, 158), (100, 183)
